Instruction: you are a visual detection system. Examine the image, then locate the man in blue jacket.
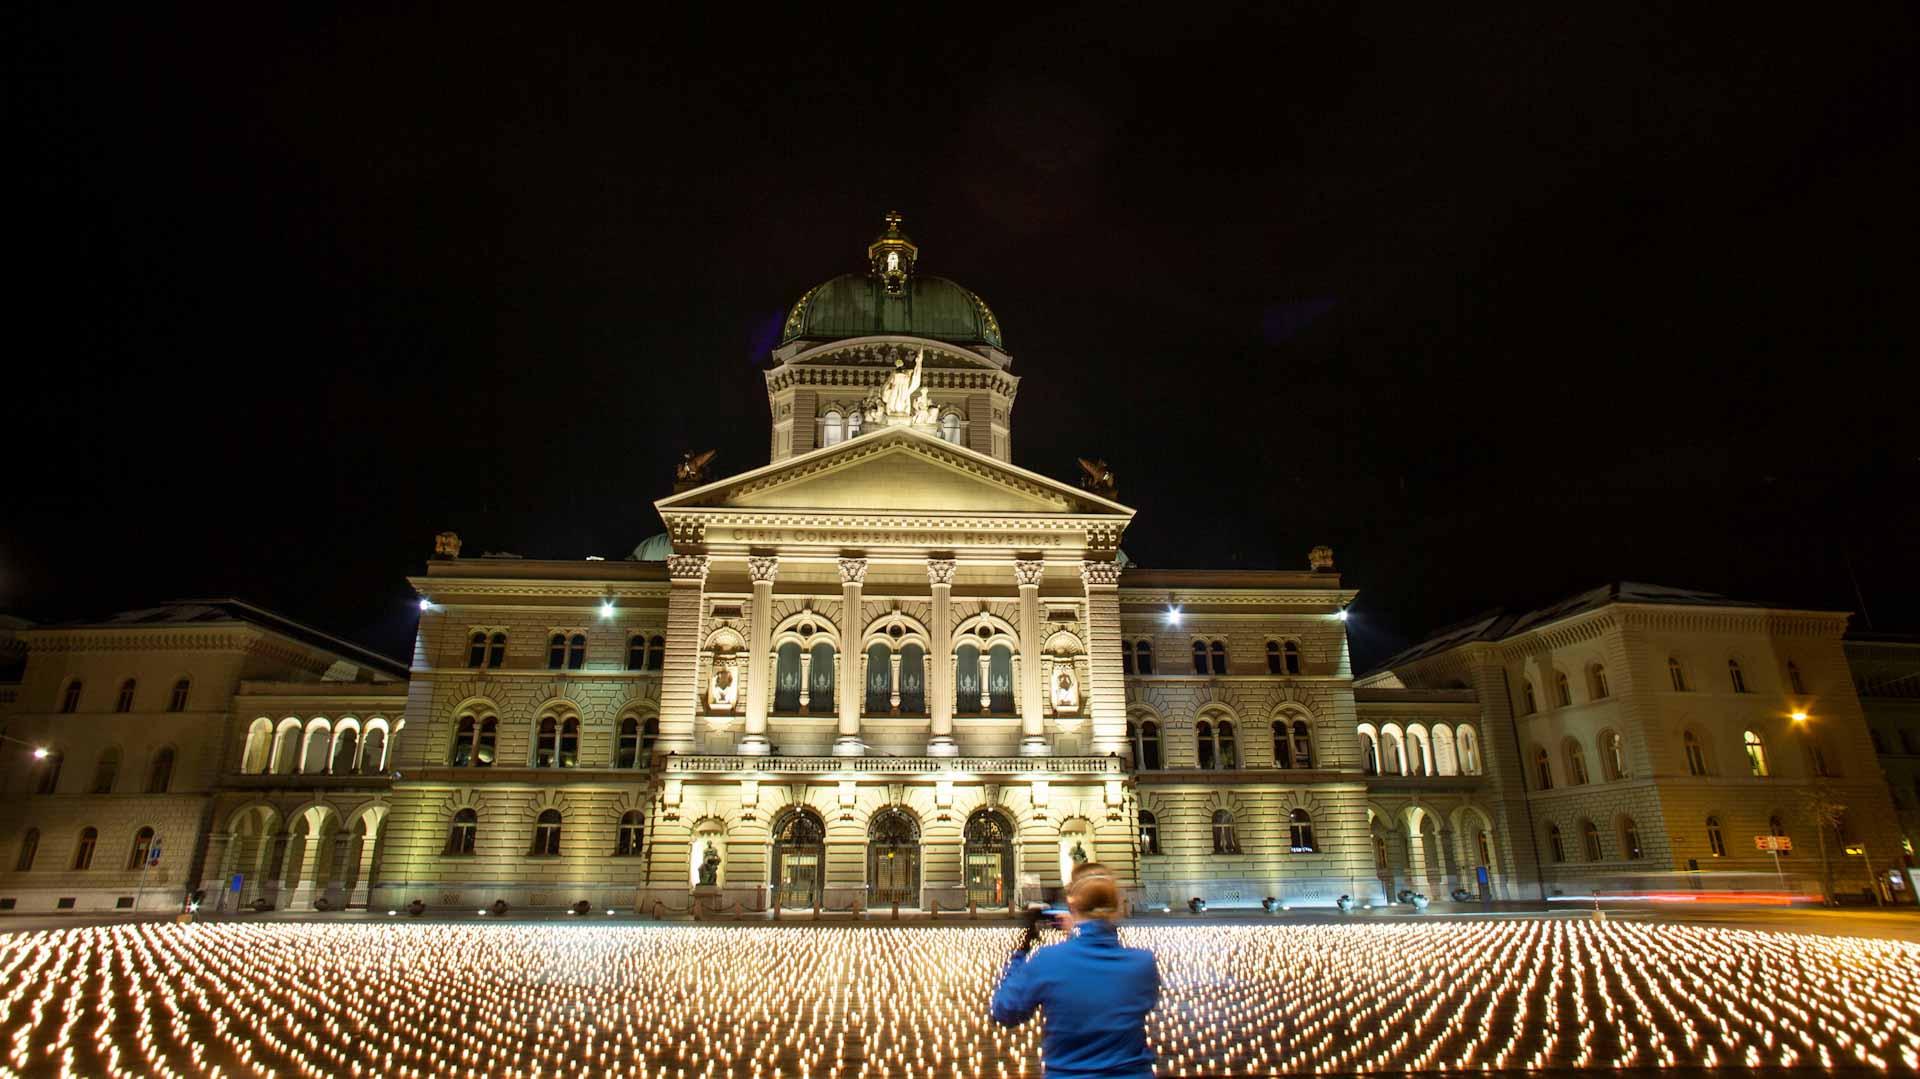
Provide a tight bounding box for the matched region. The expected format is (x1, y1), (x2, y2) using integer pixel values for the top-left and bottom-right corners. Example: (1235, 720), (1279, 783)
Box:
(990, 868), (1160, 1079)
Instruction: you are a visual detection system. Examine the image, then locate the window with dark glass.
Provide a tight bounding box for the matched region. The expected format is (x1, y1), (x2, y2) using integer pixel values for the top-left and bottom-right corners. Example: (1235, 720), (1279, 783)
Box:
(1138, 810), (1161, 855)
(986, 644), (1014, 714)
(73, 827), (98, 870)
(810, 642), (838, 714)
(1129, 719), (1161, 770)
(487, 632), (506, 668)
(1209, 641), (1227, 675)
(147, 748), (174, 793)
(115, 680), (136, 713)
(646, 636), (666, 671)
(92, 747), (120, 794)
(1728, 659), (1748, 693)
(898, 644), (925, 713)
(61, 682), (82, 714)
(1547, 824), (1566, 863)
(617, 718), (641, 768)
(1135, 641), (1153, 675)
(444, 809), (477, 855)
(1266, 641), (1282, 674)
(1288, 809), (1316, 853)
(534, 717), (559, 768)
(1211, 810), (1239, 854)
(127, 827), (156, 870)
(567, 634), (586, 670)
(616, 811), (645, 857)
(1706, 816), (1726, 857)
(548, 634), (567, 670)
(776, 642), (804, 712)
(469, 632), (489, 668)
(1582, 820), (1603, 861)
(15, 828), (38, 872)
(1192, 641), (1208, 674)
(530, 809), (563, 856)
(167, 679), (189, 712)
(1196, 720), (1216, 770)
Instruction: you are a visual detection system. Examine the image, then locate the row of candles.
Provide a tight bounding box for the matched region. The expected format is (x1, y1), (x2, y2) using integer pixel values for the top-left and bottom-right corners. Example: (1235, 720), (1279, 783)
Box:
(0, 919), (1916, 1076)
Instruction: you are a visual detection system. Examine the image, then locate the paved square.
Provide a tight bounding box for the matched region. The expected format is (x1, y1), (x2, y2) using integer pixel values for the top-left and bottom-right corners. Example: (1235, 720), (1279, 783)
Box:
(2, 920), (1916, 1076)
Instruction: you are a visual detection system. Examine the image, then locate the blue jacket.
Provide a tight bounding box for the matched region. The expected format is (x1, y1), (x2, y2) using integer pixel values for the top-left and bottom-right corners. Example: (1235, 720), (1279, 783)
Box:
(991, 920), (1159, 1079)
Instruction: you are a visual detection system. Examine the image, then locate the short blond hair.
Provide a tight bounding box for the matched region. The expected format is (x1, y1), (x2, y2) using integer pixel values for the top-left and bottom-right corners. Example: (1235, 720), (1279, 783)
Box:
(1066, 870), (1119, 919)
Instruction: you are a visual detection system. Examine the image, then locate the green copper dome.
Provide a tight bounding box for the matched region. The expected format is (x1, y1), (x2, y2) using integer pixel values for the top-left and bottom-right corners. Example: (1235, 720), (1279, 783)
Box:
(779, 213), (1004, 349)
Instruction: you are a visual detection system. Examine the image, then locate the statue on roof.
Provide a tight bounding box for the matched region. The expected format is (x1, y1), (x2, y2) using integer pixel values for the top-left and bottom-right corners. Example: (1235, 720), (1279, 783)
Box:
(675, 449), (717, 491)
(1077, 458), (1118, 500)
(881, 349), (925, 416)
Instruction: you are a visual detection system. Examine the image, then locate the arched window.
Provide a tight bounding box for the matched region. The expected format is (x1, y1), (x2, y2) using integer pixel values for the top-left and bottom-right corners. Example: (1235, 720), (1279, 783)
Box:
(642, 635), (663, 671)
(1192, 641), (1208, 674)
(1196, 720), (1216, 769)
(1727, 658), (1748, 693)
(1134, 640), (1154, 675)
(865, 642), (894, 713)
(1565, 739), (1589, 786)
(167, 679), (190, 713)
(1458, 726), (1482, 775)
(1138, 810), (1161, 855)
(15, 828), (39, 872)
(270, 724), (299, 775)
(127, 827), (156, 870)
(1532, 746), (1553, 790)
(1743, 730), (1770, 777)
(986, 644), (1013, 714)
(147, 747), (175, 793)
(60, 681), (82, 714)
(1668, 657), (1687, 692)
(1210, 810), (1240, 854)
(1590, 664), (1610, 699)
(91, 747), (121, 794)
(1128, 718), (1162, 770)
(1581, 819), (1603, 861)
(444, 809), (477, 855)
(1273, 721), (1293, 768)
(529, 809), (563, 856)
(867, 808), (921, 907)
(449, 714), (476, 766)
(963, 809), (1015, 909)
(534, 717), (559, 767)
(469, 632), (489, 668)
(1769, 814), (1791, 857)
(617, 717), (642, 768)
(331, 727), (359, 774)
(1210, 640), (1227, 675)
(548, 633), (567, 670)
(115, 680), (136, 713)
(1619, 816), (1643, 860)
(1282, 641), (1301, 674)
(898, 643), (926, 713)
(1266, 641), (1282, 674)
(1216, 720), (1238, 769)
(1546, 823), (1566, 863)
(821, 410), (844, 447)
(627, 635), (647, 670)
(811, 641), (839, 714)
(1683, 730), (1708, 776)
(566, 634), (586, 670)
(242, 720), (272, 773)
(954, 642), (981, 714)
(641, 716), (658, 760)
(1520, 679), (1537, 715)
(775, 642), (804, 713)
(1598, 730), (1627, 781)
(1288, 809), (1316, 853)
(616, 811), (645, 857)
(774, 808), (829, 909)
(1360, 729), (1379, 775)
(940, 412), (961, 444)
(559, 717), (580, 768)
(846, 410), (862, 439)
(1808, 740), (1833, 778)
(301, 725), (330, 774)
(1555, 671), (1572, 707)
(487, 632), (506, 668)
(1290, 720), (1313, 769)
(1787, 661), (1805, 695)
(73, 827), (98, 870)
(1706, 816), (1726, 857)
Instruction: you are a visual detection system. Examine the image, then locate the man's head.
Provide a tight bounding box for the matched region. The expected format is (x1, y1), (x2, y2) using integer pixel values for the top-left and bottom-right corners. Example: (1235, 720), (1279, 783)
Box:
(1066, 863), (1119, 922)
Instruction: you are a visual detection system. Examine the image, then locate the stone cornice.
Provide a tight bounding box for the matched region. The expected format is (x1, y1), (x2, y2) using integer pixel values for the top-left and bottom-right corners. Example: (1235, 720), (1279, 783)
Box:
(25, 628), (259, 654)
(1119, 589), (1357, 608)
(408, 577), (672, 600)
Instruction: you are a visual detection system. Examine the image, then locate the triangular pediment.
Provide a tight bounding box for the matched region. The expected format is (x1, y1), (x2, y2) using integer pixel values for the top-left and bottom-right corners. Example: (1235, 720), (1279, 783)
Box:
(657, 426), (1129, 517)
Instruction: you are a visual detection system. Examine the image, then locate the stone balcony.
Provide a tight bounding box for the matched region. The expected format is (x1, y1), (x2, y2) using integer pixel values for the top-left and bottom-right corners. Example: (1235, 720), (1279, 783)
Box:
(663, 754), (1122, 776)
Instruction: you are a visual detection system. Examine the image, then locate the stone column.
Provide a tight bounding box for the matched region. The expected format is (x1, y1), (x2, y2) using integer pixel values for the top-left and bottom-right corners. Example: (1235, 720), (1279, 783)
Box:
(1080, 559), (1128, 757)
(197, 832), (234, 909)
(285, 828), (329, 910)
(1015, 560), (1048, 756)
(348, 809), (386, 908)
(741, 556), (778, 755)
(835, 557), (867, 756)
(659, 555), (711, 754)
(927, 559), (957, 756)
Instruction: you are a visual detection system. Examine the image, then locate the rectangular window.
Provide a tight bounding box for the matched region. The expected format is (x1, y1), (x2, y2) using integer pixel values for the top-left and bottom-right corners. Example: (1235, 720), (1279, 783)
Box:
(115, 896), (135, 909)
(57, 897), (76, 910)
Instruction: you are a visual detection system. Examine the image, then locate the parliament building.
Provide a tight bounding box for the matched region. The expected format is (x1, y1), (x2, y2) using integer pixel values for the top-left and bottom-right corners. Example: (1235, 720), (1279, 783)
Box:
(2, 217), (1910, 915)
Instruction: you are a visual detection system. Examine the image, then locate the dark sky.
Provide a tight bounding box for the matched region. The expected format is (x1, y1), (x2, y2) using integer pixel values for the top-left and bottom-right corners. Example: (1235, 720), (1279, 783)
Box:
(7, 5), (1917, 669)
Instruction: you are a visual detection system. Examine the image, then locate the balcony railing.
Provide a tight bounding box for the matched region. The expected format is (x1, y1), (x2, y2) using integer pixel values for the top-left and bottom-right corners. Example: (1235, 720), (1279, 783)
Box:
(665, 755), (1121, 776)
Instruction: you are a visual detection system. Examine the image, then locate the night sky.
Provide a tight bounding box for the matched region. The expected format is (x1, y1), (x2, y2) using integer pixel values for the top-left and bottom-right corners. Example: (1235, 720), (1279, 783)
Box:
(8, 6), (1917, 669)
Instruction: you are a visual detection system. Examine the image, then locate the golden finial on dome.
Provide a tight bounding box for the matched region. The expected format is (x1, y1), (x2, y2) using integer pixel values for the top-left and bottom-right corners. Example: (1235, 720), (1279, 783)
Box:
(867, 210), (919, 295)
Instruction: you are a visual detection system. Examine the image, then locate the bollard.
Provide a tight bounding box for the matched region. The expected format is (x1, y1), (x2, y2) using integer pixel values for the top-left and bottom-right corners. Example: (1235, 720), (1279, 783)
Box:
(892, 899), (900, 921)
(651, 900), (664, 920)
(929, 898), (939, 921)
(969, 898), (977, 920)
(814, 898), (822, 921)
(773, 902), (781, 922)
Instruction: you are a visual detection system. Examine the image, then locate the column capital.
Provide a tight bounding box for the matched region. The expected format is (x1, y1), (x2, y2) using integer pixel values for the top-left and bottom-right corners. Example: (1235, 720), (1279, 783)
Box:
(838, 557), (869, 585)
(1079, 559), (1123, 588)
(1013, 559), (1046, 588)
(747, 556), (780, 584)
(926, 558), (957, 587)
(667, 554), (711, 582)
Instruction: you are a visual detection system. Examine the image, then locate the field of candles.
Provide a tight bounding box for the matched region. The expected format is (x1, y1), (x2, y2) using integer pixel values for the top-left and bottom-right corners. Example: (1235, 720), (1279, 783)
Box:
(3, 920), (1918, 1077)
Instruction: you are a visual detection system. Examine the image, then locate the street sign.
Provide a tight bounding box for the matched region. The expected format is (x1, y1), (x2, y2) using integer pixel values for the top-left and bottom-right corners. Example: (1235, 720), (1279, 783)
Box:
(1755, 835), (1793, 852)
(147, 839), (163, 867)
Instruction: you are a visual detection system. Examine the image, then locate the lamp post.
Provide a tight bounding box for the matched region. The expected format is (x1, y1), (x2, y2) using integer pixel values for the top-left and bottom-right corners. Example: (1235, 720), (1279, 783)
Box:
(1792, 710), (1842, 907)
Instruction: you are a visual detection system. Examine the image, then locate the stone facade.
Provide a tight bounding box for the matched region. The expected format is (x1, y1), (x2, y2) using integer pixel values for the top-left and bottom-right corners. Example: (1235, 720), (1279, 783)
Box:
(1847, 635), (1920, 896)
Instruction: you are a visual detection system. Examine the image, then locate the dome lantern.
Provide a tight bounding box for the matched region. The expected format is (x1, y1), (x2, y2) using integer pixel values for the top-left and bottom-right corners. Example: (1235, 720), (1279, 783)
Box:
(866, 211), (919, 295)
